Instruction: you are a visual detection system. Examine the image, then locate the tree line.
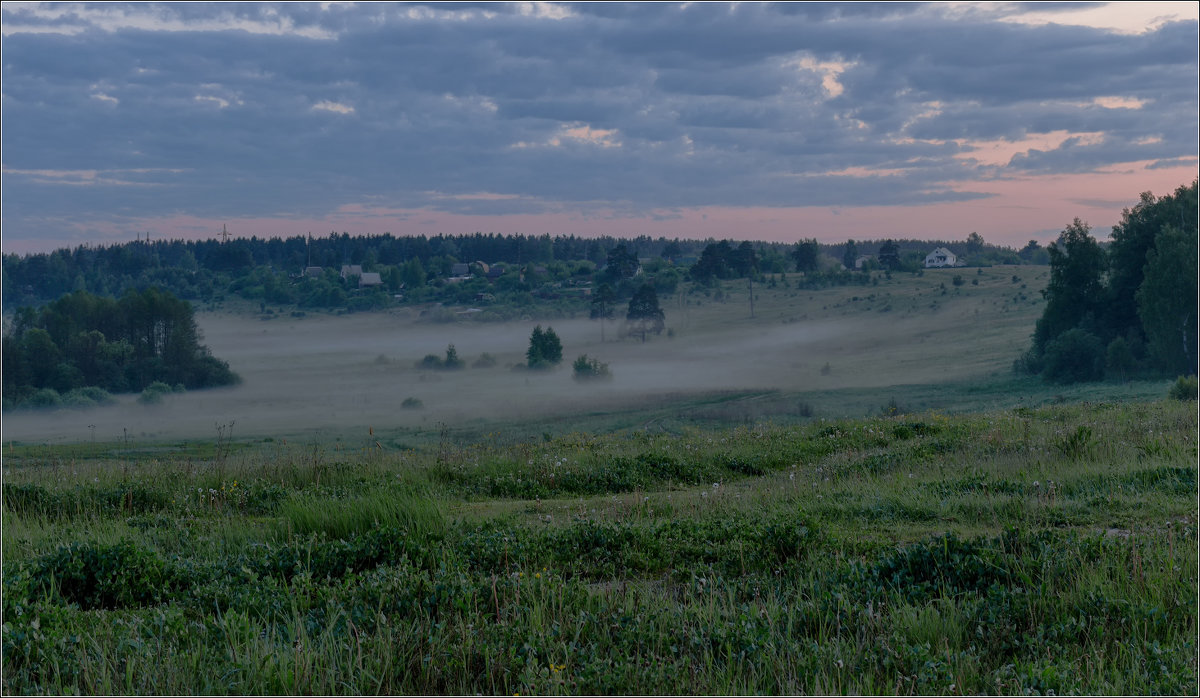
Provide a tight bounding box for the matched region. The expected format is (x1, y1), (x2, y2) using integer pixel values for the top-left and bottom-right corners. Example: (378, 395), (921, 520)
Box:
(2, 288), (240, 410)
(1020, 180), (1197, 383)
(3, 230), (1045, 313)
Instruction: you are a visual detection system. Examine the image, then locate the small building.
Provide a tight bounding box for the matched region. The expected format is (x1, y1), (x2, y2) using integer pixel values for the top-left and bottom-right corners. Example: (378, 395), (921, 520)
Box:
(925, 248), (958, 268)
(358, 272), (382, 287)
(340, 264), (363, 279)
(451, 263), (470, 276)
(854, 255), (873, 270)
(304, 266), (322, 278)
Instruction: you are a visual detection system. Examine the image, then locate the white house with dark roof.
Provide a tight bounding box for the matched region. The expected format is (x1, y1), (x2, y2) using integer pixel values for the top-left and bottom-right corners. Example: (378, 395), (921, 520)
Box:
(924, 247), (958, 268)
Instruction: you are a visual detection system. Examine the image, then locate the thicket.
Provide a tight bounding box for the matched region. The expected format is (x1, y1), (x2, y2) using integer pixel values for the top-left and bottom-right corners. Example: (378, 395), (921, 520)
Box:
(2, 288), (239, 410)
(1021, 180), (1197, 383)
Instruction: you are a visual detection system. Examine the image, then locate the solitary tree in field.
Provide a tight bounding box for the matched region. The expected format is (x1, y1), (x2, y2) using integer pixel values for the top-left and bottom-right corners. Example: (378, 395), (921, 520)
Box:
(526, 325), (563, 368)
(590, 283), (617, 342)
(626, 284), (665, 342)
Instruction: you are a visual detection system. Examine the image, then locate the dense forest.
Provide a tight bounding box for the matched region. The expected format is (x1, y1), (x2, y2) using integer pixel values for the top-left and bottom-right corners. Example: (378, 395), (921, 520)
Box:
(2, 288), (239, 410)
(1021, 180), (1198, 382)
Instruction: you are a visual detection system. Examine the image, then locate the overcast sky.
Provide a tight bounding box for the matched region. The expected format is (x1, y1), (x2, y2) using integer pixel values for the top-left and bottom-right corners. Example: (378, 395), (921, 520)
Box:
(2, 1), (1196, 254)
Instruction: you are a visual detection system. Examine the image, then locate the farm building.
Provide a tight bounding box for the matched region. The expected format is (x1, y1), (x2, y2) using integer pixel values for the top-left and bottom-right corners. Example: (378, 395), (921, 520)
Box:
(924, 248), (958, 268)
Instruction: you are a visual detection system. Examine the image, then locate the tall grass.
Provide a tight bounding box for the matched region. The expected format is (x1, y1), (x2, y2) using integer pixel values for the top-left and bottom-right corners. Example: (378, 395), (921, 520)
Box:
(2, 399), (1195, 695)
(275, 489), (446, 540)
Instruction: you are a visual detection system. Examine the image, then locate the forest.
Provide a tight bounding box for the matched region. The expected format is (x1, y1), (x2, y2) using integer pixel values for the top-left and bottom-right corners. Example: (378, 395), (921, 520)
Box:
(1, 287), (239, 410)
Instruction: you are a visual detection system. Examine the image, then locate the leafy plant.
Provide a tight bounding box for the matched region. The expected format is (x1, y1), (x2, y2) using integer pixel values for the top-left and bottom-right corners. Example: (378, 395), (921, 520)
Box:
(572, 354), (612, 382)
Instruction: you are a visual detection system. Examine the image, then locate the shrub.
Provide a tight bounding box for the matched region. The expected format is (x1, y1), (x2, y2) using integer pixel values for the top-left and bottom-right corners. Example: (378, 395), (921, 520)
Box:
(1168, 375), (1198, 401)
(1041, 328), (1105, 384)
(401, 397), (423, 409)
(25, 388), (63, 409)
(572, 354), (612, 382)
(472, 352), (497, 368)
(1105, 337), (1137, 381)
(416, 354), (443, 370)
(29, 541), (169, 610)
(138, 381), (175, 405)
(61, 387), (115, 408)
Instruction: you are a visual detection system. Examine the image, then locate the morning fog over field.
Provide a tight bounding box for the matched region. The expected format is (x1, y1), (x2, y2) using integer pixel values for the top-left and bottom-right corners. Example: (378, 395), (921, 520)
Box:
(3, 266), (1054, 443)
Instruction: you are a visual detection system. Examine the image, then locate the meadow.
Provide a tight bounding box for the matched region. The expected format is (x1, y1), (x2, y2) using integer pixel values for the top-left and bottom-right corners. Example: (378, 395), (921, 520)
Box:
(3, 265), (1059, 445)
(2, 398), (1196, 694)
(2, 264), (1196, 694)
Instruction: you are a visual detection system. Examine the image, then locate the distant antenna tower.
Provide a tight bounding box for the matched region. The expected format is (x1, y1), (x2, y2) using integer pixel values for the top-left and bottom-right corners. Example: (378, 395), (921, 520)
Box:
(218, 223), (231, 243)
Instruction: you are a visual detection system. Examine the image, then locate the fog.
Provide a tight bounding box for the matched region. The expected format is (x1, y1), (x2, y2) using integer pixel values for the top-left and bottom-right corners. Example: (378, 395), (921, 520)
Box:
(2, 286), (1034, 444)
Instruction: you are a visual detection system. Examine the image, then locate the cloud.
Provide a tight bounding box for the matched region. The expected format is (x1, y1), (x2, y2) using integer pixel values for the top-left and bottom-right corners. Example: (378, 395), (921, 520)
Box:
(1, 2), (1196, 248)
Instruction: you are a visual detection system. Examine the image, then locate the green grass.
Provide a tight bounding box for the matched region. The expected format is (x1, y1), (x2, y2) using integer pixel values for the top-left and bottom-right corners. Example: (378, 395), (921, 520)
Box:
(2, 398), (1195, 695)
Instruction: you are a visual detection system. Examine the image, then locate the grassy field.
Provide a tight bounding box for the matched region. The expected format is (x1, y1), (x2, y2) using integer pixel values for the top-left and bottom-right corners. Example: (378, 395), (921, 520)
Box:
(2, 396), (1195, 694)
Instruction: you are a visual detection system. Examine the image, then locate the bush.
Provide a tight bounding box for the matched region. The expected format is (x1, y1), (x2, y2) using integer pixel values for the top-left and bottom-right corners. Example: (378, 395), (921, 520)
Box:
(29, 541), (169, 610)
(1168, 375), (1198, 401)
(472, 352), (497, 368)
(1041, 328), (1105, 384)
(401, 397), (423, 409)
(572, 354), (612, 382)
(25, 388), (63, 409)
(1105, 337), (1137, 381)
(137, 381), (175, 405)
(61, 387), (115, 409)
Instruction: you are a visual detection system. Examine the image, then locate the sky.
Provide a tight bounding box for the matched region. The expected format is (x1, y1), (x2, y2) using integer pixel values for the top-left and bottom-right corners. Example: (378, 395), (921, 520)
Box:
(1, 1), (1197, 255)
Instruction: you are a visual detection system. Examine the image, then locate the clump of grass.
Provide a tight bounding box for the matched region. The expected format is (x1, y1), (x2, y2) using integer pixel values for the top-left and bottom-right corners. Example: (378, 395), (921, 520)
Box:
(276, 489), (445, 541)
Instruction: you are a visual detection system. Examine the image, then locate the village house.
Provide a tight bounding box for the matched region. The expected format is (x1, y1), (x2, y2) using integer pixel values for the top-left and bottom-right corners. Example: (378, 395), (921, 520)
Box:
(924, 247), (958, 268)
(358, 272), (382, 287)
(340, 264), (363, 279)
(303, 266), (322, 278)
